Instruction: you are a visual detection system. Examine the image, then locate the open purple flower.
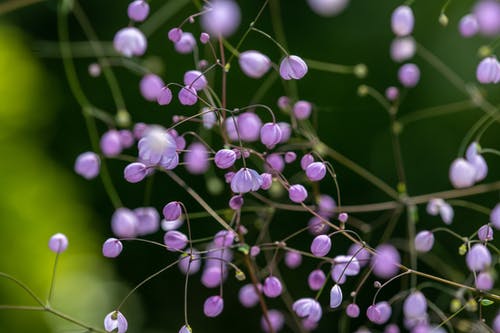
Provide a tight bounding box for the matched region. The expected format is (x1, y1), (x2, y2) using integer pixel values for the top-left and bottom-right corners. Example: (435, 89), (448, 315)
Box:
(230, 168), (263, 193)
(279, 55), (308, 80)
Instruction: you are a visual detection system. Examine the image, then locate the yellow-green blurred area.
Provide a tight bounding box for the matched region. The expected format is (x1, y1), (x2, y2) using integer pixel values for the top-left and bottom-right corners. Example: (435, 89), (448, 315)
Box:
(0, 0), (499, 332)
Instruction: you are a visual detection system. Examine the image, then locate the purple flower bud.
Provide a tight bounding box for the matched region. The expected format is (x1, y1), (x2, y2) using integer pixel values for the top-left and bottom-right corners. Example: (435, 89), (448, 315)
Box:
(214, 149), (236, 169)
(403, 291), (427, 318)
(231, 167), (263, 193)
(301, 153), (315, 170)
(258, 173), (272, 190)
(261, 309), (285, 333)
(239, 50), (271, 78)
(168, 28), (182, 43)
(491, 203), (500, 229)
(239, 284), (260, 308)
(289, 184), (308, 203)
(280, 55), (308, 80)
(201, 0), (241, 37)
(398, 63), (420, 88)
(493, 314), (500, 333)
(229, 195), (244, 210)
(157, 86), (173, 105)
(390, 36), (416, 62)
(306, 162), (327, 181)
(330, 284), (343, 308)
(250, 245), (261, 257)
(284, 152), (297, 163)
(179, 325), (191, 333)
(113, 27), (147, 57)
(202, 108), (217, 129)
(367, 302), (392, 324)
(133, 122), (148, 139)
(346, 303), (360, 318)
(203, 295), (224, 317)
(74, 152), (100, 179)
(338, 212), (348, 223)
(307, 269), (326, 290)
(164, 230), (188, 251)
(178, 248), (201, 275)
(174, 32), (196, 54)
(292, 298), (322, 322)
(277, 96), (290, 110)
(200, 32), (210, 44)
(100, 130), (122, 157)
(371, 244), (400, 279)
(111, 208), (138, 238)
(366, 305), (381, 323)
(140, 74), (164, 101)
(293, 100), (312, 119)
(318, 194), (336, 216)
(184, 142), (209, 174)
(426, 198), (454, 224)
(307, 0), (350, 17)
(385, 86), (399, 101)
(127, 1), (149, 22)
(163, 201), (182, 221)
(476, 271), (494, 290)
(284, 251), (302, 269)
(478, 224), (494, 241)
(124, 162), (147, 183)
(104, 311), (128, 333)
(178, 86), (198, 106)
(391, 6), (414, 36)
(119, 130), (134, 149)
(138, 127), (177, 165)
(476, 57), (500, 84)
(102, 238), (123, 258)
(265, 154), (285, 173)
(184, 70), (208, 91)
(348, 243), (371, 267)
(459, 14), (479, 37)
(278, 122), (292, 143)
(134, 207), (160, 236)
(213, 230), (235, 247)
(48, 233), (68, 253)
(263, 276), (282, 298)
(333, 255), (360, 277)
(449, 158), (476, 188)
(260, 123), (282, 149)
(224, 171), (235, 183)
(237, 112), (263, 142)
(468, 154), (488, 182)
(310, 234), (331, 257)
(474, 0), (500, 36)
(385, 324), (400, 333)
(414, 230), (434, 252)
(466, 243), (492, 271)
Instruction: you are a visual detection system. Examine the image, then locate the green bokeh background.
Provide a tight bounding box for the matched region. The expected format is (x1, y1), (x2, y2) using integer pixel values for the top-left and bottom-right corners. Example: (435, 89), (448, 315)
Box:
(0, 0), (498, 332)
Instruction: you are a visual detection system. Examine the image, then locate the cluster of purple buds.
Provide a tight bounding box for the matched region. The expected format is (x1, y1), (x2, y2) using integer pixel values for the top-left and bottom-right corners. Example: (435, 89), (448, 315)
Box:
(426, 198), (454, 224)
(449, 142), (488, 188)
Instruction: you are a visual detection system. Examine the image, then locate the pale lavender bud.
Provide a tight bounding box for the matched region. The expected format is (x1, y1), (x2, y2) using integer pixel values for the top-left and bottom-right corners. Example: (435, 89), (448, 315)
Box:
(48, 233), (68, 253)
(184, 70), (208, 91)
(201, 0), (241, 37)
(371, 244), (400, 279)
(346, 303), (360, 318)
(466, 244), (492, 271)
(310, 234), (331, 257)
(491, 203), (500, 229)
(111, 208), (138, 238)
(102, 238), (123, 258)
(278, 122), (291, 143)
(414, 230), (434, 252)
(104, 311), (128, 333)
(307, 0), (349, 17)
(284, 152), (297, 163)
(474, 0), (500, 36)
(391, 6), (414, 36)
(239, 50), (271, 79)
(385, 86), (399, 101)
(163, 201), (182, 221)
(231, 168), (263, 193)
(261, 309), (285, 333)
(333, 255), (360, 276)
(113, 27), (147, 57)
(203, 295), (224, 317)
(293, 100), (312, 120)
(459, 14), (479, 37)
(200, 32), (210, 44)
(469, 154), (488, 182)
(201, 265), (225, 288)
(285, 251), (302, 269)
(184, 142), (209, 174)
(118, 130), (134, 149)
(263, 276), (282, 298)
(140, 74), (164, 101)
(168, 28), (182, 43)
(214, 149), (236, 169)
(308, 217), (329, 235)
(178, 86), (198, 106)
(224, 171), (235, 183)
(308, 269), (326, 290)
(403, 291), (427, 318)
(202, 108), (217, 129)
(100, 130), (122, 157)
(476, 57), (500, 84)
(390, 36), (416, 62)
(366, 305), (381, 324)
(371, 302), (392, 324)
(250, 246), (261, 257)
(338, 212), (348, 223)
(279, 55), (308, 80)
(179, 325), (191, 333)
(292, 298), (322, 322)
(239, 284), (260, 308)
(318, 194), (336, 216)
(398, 63), (420, 87)
(289, 184), (308, 203)
(174, 32), (196, 54)
(178, 249), (201, 275)
(265, 153), (285, 173)
(330, 284), (343, 308)
(449, 158), (476, 188)
(306, 162), (327, 181)
(213, 230), (235, 247)
(260, 123), (282, 149)
(75, 152), (100, 179)
(134, 207), (160, 235)
(229, 194), (244, 210)
(277, 96), (290, 110)
(348, 243), (371, 267)
(124, 162), (147, 183)
(476, 271), (494, 290)
(162, 217), (183, 231)
(238, 112), (262, 142)
(260, 173), (273, 190)
(385, 324), (400, 333)
(301, 153), (314, 170)
(164, 230), (188, 251)
(157, 86), (173, 105)
(478, 224), (494, 241)
(128, 1), (149, 22)
(133, 122), (148, 139)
